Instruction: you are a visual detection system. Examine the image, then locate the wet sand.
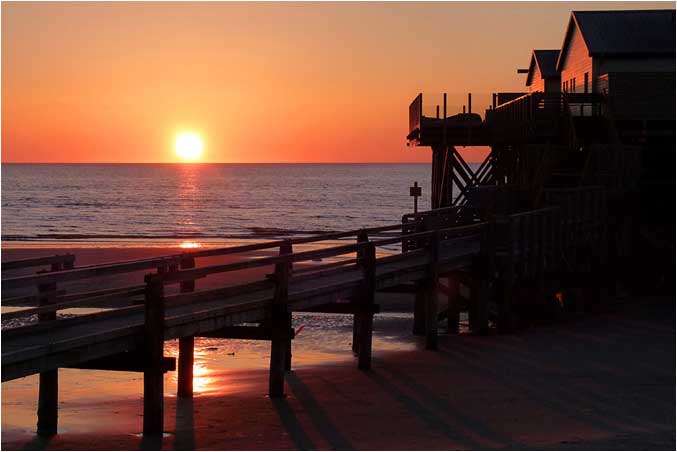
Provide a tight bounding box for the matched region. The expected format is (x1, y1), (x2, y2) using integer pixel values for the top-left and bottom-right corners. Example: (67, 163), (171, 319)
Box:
(1, 247), (675, 450)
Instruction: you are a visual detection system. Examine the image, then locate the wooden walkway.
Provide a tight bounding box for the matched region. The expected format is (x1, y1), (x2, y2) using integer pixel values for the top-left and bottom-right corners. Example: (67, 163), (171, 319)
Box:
(1, 205), (566, 437)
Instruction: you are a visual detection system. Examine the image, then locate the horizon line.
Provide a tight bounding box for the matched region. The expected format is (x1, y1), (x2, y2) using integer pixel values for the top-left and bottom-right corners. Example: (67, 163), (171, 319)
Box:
(1, 161), (436, 165)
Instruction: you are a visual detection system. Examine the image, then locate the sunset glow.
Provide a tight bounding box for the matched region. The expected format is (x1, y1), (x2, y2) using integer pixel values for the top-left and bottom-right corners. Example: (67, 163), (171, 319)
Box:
(3, 2), (667, 164)
(179, 241), (201, 249)
(175, 132), (204, 162)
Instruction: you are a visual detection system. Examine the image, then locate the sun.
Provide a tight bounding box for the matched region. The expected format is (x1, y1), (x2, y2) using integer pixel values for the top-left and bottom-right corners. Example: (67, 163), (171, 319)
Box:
(175, 132), (204, 161)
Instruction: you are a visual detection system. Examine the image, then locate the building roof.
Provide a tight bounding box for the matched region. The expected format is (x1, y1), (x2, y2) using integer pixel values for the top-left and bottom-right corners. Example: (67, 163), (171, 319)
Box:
(526, 50), (560, 86)
(534, 50), (560, 78)
(556, 9), (676, 70)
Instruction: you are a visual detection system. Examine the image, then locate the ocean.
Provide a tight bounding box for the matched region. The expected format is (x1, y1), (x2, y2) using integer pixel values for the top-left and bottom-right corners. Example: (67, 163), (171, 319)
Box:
(0, 163), (480, 247)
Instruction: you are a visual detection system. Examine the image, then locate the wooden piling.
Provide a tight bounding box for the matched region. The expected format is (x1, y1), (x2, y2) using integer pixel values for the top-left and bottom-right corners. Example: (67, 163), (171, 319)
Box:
(269, 256), (289, 398)
(177, 336), (194, 398)
(36, 261), (63, 436)
(425, 230), (440, 350)
(177, 255), (195, 398)
(446, 274), (460, 334)
(279, 241), (293, 372)
(474, 278), (490, 335)
(498, 217), (517, 334)
(143, 274), (165, 436)
(413, 283), (426, 335)
(353, 231), (369, 353)
(357, 241), (376, 370)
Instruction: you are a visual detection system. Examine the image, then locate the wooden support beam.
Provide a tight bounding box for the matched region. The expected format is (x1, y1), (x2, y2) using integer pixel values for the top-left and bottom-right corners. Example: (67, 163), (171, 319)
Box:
(280, 241), (293, 373)
(36, 262), (61, 437)
(199, 325), (294, 340)
(358, 241), (376, 370)
(301, 302), (380, 314)
(469, 224), (492, 335)
(269, 256), (289, 398)
(425, 230), (440, 350)
(377, 282), (417, 294)
(447, 274), (460, 334)
(473, 279), (490, 335)
(66, 353), (175, 373)
(352, 231), (368, 355)
(177, 336), (194, 398)
(413, 281), (426, 336)
(497, 218), (516, 334)
(178, 254), (196, 399)
(143, 274), (165, 436)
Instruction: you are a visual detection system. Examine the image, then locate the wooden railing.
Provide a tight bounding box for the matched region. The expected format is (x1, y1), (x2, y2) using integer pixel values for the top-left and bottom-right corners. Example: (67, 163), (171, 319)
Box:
(487, 92), (606, 143)
(2, 254), (75, 272)
(3, 206), (476, 323)
(408, 93), (423, 136)
(2, 205), (578, 436)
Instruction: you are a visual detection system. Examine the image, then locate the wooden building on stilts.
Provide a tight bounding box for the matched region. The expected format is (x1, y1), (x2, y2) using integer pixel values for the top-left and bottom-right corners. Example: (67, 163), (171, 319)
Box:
(406, 9), (675, 327)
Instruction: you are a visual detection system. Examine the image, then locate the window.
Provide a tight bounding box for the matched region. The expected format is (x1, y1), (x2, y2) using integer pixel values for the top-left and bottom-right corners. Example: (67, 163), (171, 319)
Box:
(584, 72), (589, 94)
(572, 77), (576, 93)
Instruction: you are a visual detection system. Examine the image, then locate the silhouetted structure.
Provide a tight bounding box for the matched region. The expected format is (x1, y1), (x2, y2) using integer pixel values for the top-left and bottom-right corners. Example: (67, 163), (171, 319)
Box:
(526, 50), (561, 94)
(407, 9), (675, 293)
(1, 8), (674, 443)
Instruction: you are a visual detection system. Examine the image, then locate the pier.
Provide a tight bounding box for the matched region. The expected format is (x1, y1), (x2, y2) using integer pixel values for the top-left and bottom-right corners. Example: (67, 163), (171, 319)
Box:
(1, 201), (595, 437)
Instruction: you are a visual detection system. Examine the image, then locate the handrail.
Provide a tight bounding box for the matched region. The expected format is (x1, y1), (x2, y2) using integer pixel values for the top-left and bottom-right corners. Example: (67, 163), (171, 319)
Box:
(156, 242), (368, 284)
(507, 206), (559, 218)
(2, 204), (471, 291)
(1, 206), (566, 334)
(0, 223), (427, 290)
(2, 254), (75, 271)
(2, 220), (489, 326)
(1, 285), (146, 320)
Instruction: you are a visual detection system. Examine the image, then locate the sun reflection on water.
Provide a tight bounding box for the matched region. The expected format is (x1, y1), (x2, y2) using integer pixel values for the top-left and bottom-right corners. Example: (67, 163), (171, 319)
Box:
(179, 241), (201, 249)
(191, 362), (216, 394)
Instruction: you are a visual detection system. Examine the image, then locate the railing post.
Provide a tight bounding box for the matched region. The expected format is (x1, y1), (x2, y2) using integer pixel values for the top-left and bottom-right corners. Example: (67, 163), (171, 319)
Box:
(269, 253), (289, 398)
(425, 230), (440, 350)
(177, 254), (196, 398)
(357, 241), (376, 370)
(143, 273), (165, 436)
(279, 240), (293, 372)
(36, 261), (62, 437)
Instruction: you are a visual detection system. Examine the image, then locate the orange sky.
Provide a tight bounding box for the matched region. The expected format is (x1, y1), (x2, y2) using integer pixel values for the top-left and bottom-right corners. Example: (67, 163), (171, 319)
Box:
(1, 1), (671, 163)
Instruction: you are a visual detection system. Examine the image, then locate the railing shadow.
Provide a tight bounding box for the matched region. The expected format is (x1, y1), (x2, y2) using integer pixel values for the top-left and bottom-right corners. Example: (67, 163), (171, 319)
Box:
(365, 366), (501, 449)
(282, 372), (353, 450)
(270, 396), (316, 451)
(373, 361), (523, 449)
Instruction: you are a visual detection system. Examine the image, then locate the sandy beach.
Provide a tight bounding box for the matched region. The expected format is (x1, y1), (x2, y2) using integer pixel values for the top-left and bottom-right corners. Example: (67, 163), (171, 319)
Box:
(1, 245), (674, 450)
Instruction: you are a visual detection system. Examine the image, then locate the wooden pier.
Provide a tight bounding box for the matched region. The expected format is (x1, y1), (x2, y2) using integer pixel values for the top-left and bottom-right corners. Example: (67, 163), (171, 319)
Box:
(1, 203), (588, 438)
